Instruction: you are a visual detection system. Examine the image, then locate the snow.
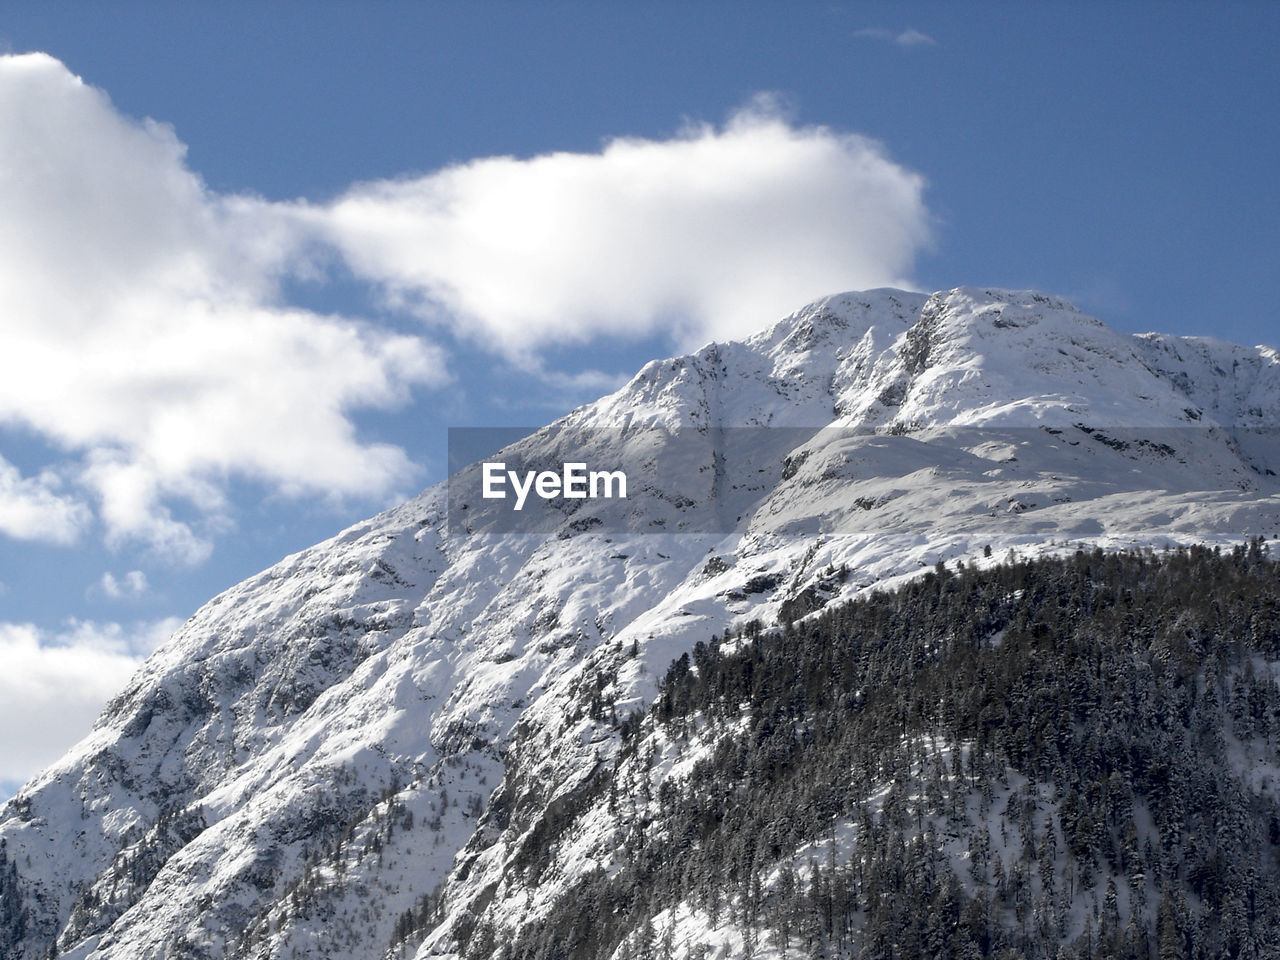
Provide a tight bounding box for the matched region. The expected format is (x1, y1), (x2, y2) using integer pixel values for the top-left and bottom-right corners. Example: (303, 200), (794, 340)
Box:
(1, 286), (1278, 959)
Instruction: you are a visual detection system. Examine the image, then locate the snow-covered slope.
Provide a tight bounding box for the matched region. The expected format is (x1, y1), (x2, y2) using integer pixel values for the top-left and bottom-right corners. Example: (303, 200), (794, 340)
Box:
(1, 287), (1277, 960)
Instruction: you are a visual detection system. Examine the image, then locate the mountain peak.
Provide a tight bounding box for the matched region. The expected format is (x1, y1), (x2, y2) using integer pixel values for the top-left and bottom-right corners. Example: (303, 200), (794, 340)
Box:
(600, 286), (1274, 435)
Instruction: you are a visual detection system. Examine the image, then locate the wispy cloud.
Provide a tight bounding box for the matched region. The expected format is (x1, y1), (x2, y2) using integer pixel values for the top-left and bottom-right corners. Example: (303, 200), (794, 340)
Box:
(854, 26), (939, 48)
(97, 569), (149, 600)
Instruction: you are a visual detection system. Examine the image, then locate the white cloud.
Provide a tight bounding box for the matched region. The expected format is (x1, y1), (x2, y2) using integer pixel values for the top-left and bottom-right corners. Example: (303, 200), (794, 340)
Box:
(0, 53), (447, 561)
(312, 96), (932, 353)
(98, 569), (148, 600)
(0, 54), (935, 562)
(0, 454), (90, 543)
(855, 26), (939, 47)
(0, 617), (181, 786)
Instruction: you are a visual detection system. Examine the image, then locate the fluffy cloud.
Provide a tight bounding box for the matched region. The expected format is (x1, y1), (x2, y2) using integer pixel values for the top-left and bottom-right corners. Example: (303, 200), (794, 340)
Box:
(0, 617), (180, 786)
(0, 53), (446, 560)
(314, 97), (932, 353)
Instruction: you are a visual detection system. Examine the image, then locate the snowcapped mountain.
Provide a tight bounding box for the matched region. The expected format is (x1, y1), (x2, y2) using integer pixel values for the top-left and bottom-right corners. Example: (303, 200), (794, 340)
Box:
(2, 287), (1278, 960)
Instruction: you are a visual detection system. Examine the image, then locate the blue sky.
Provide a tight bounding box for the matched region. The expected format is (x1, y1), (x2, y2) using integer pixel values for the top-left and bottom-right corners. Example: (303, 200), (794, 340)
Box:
(0, 1), (1277, 790)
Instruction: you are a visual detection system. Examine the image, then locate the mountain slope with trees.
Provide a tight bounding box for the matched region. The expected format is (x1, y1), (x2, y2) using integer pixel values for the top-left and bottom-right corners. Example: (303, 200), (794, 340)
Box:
(482, 543), (1280, 960)
(1, 288), (1278, 960)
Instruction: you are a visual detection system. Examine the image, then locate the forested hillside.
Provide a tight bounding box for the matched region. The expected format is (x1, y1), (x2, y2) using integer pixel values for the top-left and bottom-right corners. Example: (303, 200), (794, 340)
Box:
(479, 543), (1280, 960)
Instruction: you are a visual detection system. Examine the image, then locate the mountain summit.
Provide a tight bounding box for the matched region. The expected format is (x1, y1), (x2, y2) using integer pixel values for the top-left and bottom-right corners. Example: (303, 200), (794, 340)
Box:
(2, 288), (1278, 959)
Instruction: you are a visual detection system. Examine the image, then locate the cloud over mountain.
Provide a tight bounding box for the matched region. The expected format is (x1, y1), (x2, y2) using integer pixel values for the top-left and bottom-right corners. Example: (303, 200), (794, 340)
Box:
(0, 55), (932, 561)
(315, 96), (932, 353)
